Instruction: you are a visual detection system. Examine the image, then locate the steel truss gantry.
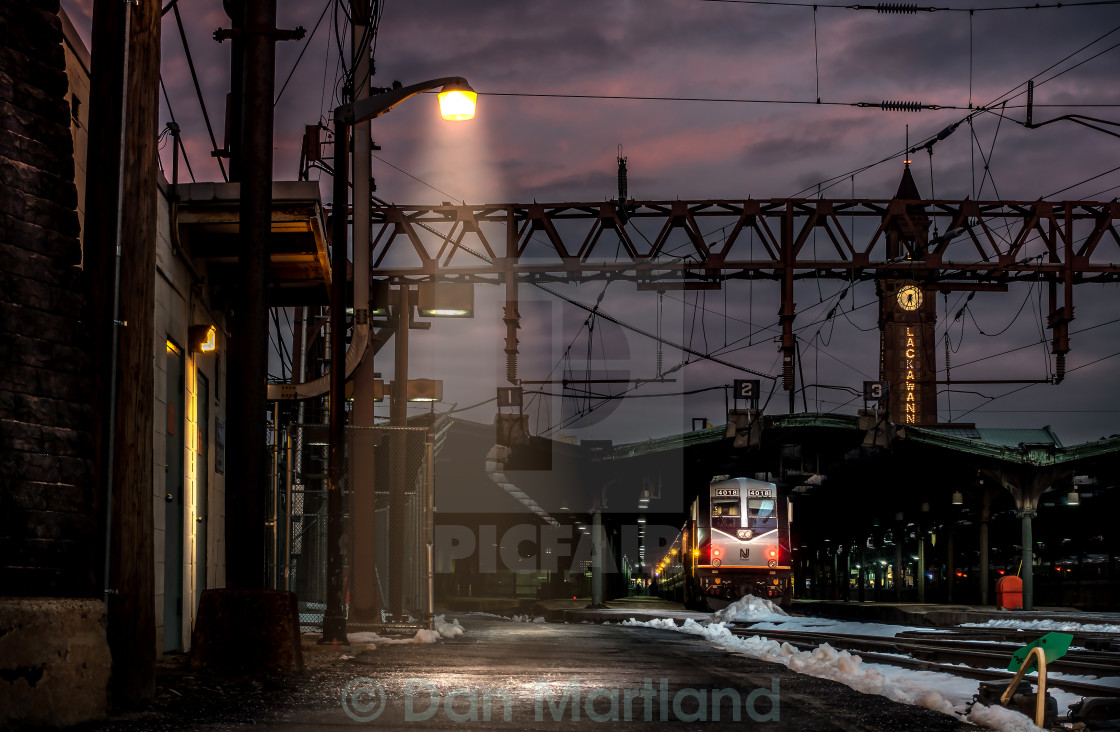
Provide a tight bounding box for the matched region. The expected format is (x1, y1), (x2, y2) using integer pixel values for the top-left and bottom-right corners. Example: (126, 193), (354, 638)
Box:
(358, 197), (1120, 388)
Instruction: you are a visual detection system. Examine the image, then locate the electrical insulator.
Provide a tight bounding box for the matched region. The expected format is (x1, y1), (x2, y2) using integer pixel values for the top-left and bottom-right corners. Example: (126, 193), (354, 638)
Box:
(881, 100), (923, 112)
(1055, 353), (1066, 384)
(877, 3), (918, 13)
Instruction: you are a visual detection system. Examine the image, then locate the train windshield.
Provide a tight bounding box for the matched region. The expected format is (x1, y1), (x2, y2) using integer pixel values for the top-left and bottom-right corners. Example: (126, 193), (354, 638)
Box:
(748, 498), (777, 532)
(712, 498), (740, 518)
(711, 497), (742, 533)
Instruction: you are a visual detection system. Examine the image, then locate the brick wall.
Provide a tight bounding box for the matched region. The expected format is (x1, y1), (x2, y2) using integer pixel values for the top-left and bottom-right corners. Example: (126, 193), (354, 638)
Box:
(0, 0), (99, 598)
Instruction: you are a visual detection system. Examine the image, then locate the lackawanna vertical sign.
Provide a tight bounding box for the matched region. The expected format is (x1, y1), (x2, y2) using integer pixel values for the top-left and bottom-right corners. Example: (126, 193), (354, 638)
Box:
(879, 280), (937, 426)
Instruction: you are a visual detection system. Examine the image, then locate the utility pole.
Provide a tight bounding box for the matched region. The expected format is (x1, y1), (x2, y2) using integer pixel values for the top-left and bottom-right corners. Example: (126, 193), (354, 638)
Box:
(85, 0), (161, 706)
(222, 0), (303, 589)
(224, 0), (277, 590)
(350, 0), (380, 625)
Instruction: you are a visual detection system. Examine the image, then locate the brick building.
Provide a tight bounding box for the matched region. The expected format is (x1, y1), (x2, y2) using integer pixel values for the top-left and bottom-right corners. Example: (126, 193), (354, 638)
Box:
(0, 1), (110, 725)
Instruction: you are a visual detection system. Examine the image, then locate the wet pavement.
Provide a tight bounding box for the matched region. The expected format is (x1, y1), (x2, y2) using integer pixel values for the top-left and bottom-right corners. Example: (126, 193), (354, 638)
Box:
(80, 614), (976, 731)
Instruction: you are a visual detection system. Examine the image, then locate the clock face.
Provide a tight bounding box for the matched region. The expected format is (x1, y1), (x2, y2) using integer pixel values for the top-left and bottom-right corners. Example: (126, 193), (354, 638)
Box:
(897, 284), (922, 311)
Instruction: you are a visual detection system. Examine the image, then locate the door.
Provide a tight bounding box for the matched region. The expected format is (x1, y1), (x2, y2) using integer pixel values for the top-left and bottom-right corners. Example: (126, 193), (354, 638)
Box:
(164, 341), (185, 653)
(195, 371), (209, 614)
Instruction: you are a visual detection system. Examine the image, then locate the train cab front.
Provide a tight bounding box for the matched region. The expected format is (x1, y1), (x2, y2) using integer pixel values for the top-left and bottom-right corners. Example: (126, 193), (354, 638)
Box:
(699, 478), (793, 609)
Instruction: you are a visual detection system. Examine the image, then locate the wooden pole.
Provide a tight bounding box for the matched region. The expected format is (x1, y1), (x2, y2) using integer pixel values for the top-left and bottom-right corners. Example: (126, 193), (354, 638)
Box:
(85, 0), (161, 706)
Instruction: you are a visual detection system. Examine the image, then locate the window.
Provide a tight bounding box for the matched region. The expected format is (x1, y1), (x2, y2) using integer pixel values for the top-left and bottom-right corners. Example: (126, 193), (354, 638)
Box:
(748, 498), (777, 532)
(712, 498), (740, 518)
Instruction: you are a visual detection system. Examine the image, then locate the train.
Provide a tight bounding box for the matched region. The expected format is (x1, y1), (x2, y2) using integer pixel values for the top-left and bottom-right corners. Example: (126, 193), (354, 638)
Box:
(654, 476), (793, 610)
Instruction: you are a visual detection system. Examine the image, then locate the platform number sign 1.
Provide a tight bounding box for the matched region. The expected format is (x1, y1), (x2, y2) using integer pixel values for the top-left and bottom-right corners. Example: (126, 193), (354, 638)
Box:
(863, 381), (889, 403)
(734, 379), (761, 408)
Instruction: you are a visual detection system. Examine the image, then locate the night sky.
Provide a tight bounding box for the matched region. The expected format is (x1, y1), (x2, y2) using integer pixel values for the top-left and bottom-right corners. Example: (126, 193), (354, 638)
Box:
(61, 0), (1120, 446)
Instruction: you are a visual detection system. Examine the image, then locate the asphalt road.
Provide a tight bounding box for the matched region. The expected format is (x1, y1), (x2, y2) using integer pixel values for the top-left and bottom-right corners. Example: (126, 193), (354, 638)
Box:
(84, 615), (977, 731)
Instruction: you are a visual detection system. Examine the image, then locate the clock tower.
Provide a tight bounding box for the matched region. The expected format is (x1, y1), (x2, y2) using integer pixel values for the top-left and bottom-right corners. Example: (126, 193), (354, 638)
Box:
(878, 164), (938, 426)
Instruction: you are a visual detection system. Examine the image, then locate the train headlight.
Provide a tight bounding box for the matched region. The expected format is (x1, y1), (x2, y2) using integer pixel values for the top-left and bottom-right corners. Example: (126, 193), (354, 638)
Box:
(736, 529), (754, 541)
(713, 558), (721, 567)
(768, 559), (777, 568)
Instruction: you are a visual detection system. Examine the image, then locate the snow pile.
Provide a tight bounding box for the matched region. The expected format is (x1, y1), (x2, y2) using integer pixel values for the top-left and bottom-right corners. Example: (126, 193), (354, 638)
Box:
(434, 614), (465, 638)
(413, 628), (440, 643)
(511, 614), (547, 623)
(961, 618), (1120, 634)
(622, 616), (1043, 731)
(710, 595), (789, 624)
(343, 616), (465, 647)
(967, 704), (1045, 732)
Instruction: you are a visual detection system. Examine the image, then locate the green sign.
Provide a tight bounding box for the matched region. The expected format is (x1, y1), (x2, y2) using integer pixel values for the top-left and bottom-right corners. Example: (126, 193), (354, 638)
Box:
(1008, 632), (1073, 673)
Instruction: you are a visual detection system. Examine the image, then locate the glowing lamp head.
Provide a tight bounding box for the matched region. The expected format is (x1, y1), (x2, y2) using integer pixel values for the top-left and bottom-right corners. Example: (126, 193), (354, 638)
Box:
(189, 324), (218, 353)
(439, 80), (477, 121)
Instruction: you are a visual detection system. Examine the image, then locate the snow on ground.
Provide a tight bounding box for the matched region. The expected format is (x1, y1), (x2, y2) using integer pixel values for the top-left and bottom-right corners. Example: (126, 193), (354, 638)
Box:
(708, 594), (952, 637)
(961, 618), (1120, 634)
(967, 703), (1048, 732)
(338, 615), (464, 647)
(621, 601), (1058, 732)
(511, 614), (547, 623)
(750, 617), (946, 637)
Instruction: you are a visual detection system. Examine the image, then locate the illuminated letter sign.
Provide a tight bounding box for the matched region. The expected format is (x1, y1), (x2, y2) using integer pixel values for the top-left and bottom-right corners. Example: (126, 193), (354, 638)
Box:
(900, 327), (920, 424)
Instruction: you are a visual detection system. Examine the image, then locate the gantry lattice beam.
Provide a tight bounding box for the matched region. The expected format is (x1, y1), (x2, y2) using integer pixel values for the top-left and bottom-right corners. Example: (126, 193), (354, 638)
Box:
(353, 197), (1120, 390)
(365, 198), (1120, 285)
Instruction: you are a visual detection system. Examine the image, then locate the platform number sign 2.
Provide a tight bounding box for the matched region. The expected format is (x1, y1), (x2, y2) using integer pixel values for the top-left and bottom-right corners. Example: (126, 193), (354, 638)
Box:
(863, 381), (889, 402)
(734, 379), (761, 408)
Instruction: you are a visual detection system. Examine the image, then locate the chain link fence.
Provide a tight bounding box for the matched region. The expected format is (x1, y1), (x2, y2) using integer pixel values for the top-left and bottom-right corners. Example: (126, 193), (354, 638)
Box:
(283, 422), (433, 631)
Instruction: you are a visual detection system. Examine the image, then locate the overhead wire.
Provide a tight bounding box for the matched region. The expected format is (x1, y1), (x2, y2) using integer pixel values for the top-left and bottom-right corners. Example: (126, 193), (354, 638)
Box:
(158, 78), (196, 183)
(170, 3), (227, 181)
(692, 0), (1120, 9)
(275, 0), (333, 106)
(949, 347), (1120, 422)
(790, 22), (1120, 197)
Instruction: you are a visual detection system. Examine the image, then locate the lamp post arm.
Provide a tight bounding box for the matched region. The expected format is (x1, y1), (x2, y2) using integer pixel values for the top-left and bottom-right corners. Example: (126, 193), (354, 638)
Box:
(338, 76), (470, 125)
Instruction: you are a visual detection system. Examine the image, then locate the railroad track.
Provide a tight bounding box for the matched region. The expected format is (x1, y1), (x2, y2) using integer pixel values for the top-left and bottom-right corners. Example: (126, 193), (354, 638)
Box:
(727, 625), (1120, 699)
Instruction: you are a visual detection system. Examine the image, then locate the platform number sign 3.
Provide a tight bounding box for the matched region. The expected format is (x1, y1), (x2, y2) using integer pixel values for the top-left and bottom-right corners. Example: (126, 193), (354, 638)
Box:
(734, 379), (761, 407)
(863, 381), (889, 402)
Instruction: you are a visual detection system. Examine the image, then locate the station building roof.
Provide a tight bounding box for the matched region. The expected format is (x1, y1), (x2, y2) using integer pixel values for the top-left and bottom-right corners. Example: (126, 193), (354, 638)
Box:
(602, 414), (1117, 469)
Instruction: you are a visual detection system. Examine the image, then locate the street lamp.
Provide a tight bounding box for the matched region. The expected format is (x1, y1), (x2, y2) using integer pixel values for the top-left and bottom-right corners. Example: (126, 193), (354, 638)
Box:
(324, 77), (476, 644)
